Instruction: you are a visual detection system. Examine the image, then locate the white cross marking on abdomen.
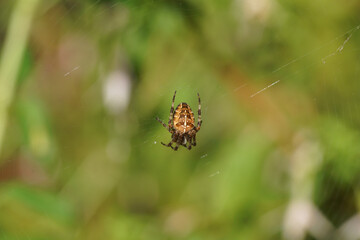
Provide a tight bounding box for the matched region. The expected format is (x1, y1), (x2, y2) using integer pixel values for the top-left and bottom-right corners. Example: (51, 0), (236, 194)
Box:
(184, 114), (187, 133)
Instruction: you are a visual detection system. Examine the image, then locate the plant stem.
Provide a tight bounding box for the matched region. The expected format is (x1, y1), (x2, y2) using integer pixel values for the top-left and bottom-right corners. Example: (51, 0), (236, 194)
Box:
(0, 0), (40, 157)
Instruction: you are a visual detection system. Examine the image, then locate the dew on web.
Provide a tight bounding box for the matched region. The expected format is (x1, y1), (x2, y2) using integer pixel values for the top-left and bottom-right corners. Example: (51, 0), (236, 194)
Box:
(250, 80), (280, 98)
(321, 31), (355, 64)
(209, 170), (220, 178)
(64, 66), (80, 77)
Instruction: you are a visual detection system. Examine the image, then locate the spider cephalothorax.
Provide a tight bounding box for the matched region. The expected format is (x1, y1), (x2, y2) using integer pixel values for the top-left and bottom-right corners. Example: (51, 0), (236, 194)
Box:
(156, 91), (202, 150)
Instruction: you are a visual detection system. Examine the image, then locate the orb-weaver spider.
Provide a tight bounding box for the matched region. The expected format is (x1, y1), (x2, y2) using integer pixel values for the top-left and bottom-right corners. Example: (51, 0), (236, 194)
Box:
(156, 91), (202, 150)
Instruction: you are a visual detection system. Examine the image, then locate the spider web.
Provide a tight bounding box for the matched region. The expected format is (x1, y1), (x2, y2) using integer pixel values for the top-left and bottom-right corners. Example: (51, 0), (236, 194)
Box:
(0, 0), (359, 239)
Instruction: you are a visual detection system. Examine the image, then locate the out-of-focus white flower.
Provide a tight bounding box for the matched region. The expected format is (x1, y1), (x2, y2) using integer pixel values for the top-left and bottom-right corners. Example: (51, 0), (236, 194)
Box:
(241, 0), (272, 23)
(233, 0), (274, 40)
(103, 70), (132, 115)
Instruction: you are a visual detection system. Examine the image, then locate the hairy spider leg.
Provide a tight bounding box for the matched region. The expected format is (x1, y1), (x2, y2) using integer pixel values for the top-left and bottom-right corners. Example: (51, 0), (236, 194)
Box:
(161, 133), (179, 150)
(181, 135), (192, 150)
(192, 135), (196, 146)
(168, 91), (177, 126)
(156, 117), (172, 133)
(186, 136), (193, 150)
(173, 142), (180, 151)
(196, 93), (202, 131)
(174, 134), (186, 151)
(161, 141), (173, 148)
(161, 140), (180, 151)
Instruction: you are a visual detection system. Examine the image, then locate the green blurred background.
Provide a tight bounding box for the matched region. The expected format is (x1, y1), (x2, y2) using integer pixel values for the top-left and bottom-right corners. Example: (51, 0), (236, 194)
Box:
(0, 0), (360, 239)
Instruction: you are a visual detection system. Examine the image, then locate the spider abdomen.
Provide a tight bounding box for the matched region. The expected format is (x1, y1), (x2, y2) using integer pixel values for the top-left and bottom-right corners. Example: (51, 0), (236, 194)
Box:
(173, 102), (195, 133)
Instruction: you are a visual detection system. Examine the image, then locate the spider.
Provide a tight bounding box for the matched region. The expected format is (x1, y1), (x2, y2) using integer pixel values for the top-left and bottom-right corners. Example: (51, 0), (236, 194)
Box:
(156, 91), (202, 151)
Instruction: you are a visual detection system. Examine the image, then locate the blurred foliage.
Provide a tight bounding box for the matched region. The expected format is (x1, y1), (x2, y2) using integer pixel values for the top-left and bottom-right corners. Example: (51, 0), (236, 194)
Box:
(0, 0), (360, 239)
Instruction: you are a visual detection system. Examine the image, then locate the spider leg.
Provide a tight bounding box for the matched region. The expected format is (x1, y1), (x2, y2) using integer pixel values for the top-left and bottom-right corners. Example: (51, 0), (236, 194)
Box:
(156, 117), (168, 129)
(173, 135), (185, 151)
(156, 117), (173, 133)
(173, 142), (180, 151)
(181, 135), (191, 150)
(161, 133), (179, 150)
(192, 135), (196, 146)
(196, 93), (202, 132)
(187, 136), (192, 150)
(161, 141), (174, 148)
(168, 91), (177, 125)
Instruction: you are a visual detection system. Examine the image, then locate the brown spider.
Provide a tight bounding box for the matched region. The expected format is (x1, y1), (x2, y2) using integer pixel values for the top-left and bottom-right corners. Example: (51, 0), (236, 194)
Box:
(156, 91), (202, 151)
